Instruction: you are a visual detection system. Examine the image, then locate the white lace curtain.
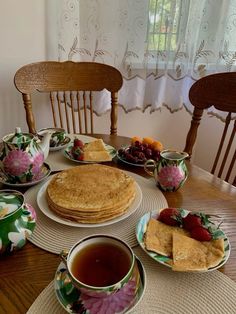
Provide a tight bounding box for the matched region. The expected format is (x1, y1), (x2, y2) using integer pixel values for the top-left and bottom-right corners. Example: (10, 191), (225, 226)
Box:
(47, 0), (236, 116)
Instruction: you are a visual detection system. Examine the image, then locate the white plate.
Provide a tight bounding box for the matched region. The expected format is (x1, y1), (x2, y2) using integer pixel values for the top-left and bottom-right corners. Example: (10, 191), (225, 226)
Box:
(49, 136), (71, 152)
(63, 143), (117, 163)
(136, 209), (231, 272)
(37, 177), (142, 228)
(0, 163), (51, 188)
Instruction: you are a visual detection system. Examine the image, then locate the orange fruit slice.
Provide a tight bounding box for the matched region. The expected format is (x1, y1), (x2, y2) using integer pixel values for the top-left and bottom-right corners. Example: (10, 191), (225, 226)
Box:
(152, 140), (163, 151)
(131, 136), (142, 144)
(143, 137), (154, 146)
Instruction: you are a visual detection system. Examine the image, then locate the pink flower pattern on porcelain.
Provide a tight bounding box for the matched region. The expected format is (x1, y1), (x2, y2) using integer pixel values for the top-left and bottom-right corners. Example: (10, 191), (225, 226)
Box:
(3, 150), (31, 176)
(81, 279), (136, 314)
(32, 152), (44, 175)
(158, 165), (185, 189)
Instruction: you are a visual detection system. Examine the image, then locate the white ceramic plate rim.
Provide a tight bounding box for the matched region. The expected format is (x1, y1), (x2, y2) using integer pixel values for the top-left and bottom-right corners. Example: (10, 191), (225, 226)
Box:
(63, 143), (116, 163)
(49, 136), (71, 151)
(54, 256), (146, 314)
(37, 177), (142, 228)
(0, 163), (51, 188)
(136, 209), (231, 272)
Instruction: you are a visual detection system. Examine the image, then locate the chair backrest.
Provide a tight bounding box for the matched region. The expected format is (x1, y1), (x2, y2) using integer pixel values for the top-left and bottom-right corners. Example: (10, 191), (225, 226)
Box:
(14, 61), (123, 135)
(184, 72), (236, 185)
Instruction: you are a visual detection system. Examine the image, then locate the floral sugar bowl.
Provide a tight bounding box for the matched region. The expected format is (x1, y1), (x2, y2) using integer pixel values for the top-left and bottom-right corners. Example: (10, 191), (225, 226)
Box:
(0, 190), (36, 254)
(0, 127), (51, 184)
(144, 149), (189, 192)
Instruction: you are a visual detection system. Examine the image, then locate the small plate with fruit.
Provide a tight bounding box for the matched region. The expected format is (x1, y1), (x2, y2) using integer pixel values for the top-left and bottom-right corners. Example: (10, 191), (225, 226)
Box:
(63, 138), (116, 163)
(136, 208), (230, 272)
(117, 137), (163, 167)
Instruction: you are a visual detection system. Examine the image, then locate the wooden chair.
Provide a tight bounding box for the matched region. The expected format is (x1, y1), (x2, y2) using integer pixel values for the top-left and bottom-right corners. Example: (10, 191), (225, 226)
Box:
(14, 61), (123, 135)
(184, 72), (236, 185)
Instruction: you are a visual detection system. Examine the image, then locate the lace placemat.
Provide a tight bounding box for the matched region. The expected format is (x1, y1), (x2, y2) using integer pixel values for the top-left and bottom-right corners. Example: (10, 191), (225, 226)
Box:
(27, 247), (236, 314)
(24, 172), (167, 254)
(45, 134), (108, 172)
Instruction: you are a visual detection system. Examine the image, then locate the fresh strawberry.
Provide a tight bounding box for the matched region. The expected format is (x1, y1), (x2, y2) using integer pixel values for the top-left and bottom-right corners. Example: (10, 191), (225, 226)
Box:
(158, 208), (181, 226)
(76, 153), (84, 161)
(74, 139), (84, 149)
(182, 213), (202, 231)
(71, 146), (83, 159)
(190, 226), (212, 241)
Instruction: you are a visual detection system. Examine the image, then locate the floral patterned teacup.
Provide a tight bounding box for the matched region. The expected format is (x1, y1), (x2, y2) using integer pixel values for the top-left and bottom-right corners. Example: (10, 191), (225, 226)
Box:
(60, 235), (137, 298)
(144, 150), (189, 192)
(0, 190), (36, 254)
(38, 127), (66, 147)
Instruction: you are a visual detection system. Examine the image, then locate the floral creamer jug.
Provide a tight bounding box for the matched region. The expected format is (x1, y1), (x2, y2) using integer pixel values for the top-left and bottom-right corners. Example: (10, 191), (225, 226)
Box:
(144, 149), (189, 191)
(0, 190), (36, 254)
(0, 127), (51, 183)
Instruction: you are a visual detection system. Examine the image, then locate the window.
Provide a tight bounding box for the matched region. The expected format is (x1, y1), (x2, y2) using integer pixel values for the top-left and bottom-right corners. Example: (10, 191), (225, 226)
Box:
(148, 0), (189, 52)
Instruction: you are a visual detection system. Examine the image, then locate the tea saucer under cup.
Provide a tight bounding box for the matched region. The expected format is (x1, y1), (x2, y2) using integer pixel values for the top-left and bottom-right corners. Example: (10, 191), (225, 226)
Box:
(0, 163), (51, 187)
(54, 256), (145, 314)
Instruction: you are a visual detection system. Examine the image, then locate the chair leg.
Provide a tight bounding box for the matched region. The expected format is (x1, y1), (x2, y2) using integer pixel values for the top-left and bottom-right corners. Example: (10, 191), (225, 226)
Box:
(22, 93), (36, 134)
(110, 92), (118, 135)
(184, 107), (203, 158)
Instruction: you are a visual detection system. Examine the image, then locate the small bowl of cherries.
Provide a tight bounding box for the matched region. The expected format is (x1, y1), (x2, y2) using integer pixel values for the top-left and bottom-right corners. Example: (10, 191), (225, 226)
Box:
(117, 136), (163, 166)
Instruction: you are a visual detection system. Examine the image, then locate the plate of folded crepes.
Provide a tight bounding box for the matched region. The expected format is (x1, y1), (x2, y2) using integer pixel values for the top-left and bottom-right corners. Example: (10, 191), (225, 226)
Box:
(63, 138), (116, 163)
(136, 208), (230, 272)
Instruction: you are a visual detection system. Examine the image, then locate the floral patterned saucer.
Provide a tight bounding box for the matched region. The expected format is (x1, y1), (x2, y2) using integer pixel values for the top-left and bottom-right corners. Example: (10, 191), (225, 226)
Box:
(136, 209), (231, 272)
(54, 257), (146, 314)
(0, 163), (51, 188)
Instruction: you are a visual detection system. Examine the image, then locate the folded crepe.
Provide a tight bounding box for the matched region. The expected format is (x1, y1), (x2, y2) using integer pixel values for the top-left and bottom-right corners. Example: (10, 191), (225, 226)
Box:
(172, 233), (208, 271)
(83, 139), (112, 161)
(144, 218), (189, 256)
(172, 233), (225, 271)
(144, 218), (225, 271)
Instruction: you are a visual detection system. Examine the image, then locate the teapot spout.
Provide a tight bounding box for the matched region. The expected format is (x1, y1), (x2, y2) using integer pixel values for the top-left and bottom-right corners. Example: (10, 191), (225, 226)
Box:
(38, 132), (52, 160)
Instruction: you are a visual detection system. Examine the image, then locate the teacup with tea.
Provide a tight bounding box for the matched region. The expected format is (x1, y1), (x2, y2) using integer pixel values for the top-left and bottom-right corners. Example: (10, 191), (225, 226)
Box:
(60, 235), (138, 298)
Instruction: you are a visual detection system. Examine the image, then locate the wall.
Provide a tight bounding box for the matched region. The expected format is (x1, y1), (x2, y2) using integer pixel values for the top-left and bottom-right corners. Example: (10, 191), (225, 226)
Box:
(0, 1), (234, 183)
(0, 1), (46, 136)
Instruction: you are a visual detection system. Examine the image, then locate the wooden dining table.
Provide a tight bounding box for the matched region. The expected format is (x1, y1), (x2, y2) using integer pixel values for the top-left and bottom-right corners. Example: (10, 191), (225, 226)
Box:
(0, 134), (236, 314)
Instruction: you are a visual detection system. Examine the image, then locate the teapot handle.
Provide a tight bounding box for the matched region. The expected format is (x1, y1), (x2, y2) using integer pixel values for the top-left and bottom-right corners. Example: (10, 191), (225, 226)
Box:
(144, 159), (157, 177)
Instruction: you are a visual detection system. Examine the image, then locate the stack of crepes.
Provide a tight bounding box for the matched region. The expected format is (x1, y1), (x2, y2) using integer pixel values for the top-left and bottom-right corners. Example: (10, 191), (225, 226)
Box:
(144, 218), (225, 271)
(46, 164), (136, 223)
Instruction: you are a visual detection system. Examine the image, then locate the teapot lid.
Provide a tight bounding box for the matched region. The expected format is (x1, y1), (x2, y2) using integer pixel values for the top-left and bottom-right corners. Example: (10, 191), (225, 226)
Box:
(5, 127), (33, 144)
